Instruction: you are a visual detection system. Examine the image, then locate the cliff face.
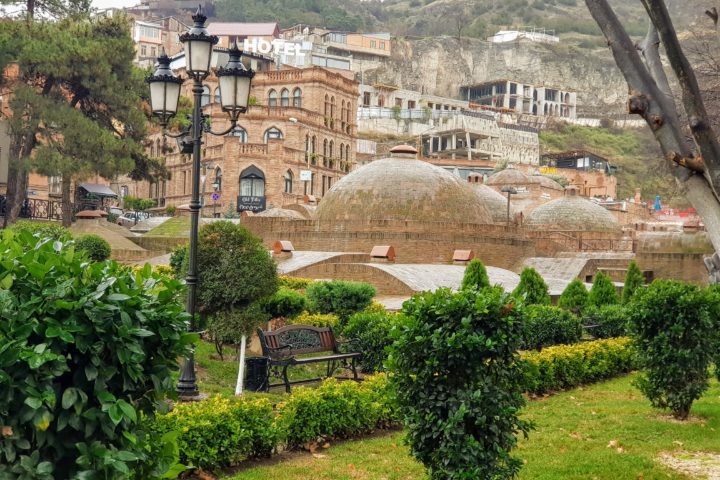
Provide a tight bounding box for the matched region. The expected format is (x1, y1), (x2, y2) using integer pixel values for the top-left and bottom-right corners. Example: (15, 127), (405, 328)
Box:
(366, 36), (629, 116)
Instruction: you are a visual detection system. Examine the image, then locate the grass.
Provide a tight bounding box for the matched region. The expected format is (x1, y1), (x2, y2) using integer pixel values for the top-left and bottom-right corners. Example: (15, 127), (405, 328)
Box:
(143, 216), (192, 237)
(227, 374), (720, 480)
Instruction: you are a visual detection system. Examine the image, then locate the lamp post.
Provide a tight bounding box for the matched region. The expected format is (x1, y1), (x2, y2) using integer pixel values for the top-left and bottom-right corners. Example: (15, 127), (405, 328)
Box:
(211, 179), (220, 217)
(147, 6), (255, 398)
(501, 186), (518, 226)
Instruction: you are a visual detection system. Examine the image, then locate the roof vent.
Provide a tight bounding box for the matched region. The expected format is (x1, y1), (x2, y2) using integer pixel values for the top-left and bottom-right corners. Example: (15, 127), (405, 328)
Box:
(272, 240), (295, 257)
(453, 249), (475, 264)
(370, 245), (396, 262)
(389, 145), (418, 159)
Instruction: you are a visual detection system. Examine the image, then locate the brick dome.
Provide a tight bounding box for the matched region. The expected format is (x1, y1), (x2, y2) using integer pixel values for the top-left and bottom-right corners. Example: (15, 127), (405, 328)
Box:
(471, 184), (515, 223)
(533, 175), (564, 191)
(315, 158), (494, 224)
(525, 193), (621, 232)
(486, 168), (532, 186)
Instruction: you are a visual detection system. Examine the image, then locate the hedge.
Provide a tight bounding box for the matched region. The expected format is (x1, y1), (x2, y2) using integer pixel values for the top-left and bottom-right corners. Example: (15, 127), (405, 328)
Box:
(278, 275), (314, 290)
(522, 305), (582, 350)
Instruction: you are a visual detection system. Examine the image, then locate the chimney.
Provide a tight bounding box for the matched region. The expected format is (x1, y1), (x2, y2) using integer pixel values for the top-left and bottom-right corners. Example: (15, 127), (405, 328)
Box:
(388, 145), (418, 159)
(370, 245), (396, 263)
(272, 240), (294, 259)
(453, 249), (475, 265)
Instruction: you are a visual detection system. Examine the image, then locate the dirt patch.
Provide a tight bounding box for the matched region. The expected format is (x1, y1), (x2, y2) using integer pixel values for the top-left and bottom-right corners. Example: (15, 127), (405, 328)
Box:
(657, 414), (707, 425)
(658, 451), (720, 479)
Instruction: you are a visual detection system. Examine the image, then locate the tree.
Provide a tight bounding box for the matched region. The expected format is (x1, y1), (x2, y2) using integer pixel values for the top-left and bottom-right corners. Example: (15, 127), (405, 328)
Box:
(192, 221), (278, 394)
(0, 0), (90, 21)
(512, 267), (551, 305)
(622, 261), (645, 303)
(588, 272), (619, 307)
(123, 196), (157, 212)
(558, 278), (589, 315)
(583, 0), (720, 260)
(461, 258), (491, 291)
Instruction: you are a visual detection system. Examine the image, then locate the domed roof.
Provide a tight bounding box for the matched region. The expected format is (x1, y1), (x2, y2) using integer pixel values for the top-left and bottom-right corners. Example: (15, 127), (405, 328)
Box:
(525, 193), (621, 232)
(533, 175), (564, 191)
(315, 158), (494, 224)
(486, 168), (532, 186)
(470, 184), (515, 223)
(256, 208), (306, 220)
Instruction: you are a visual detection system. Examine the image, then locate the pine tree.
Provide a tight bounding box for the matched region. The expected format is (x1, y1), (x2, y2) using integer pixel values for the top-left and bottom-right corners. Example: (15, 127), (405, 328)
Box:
(512, 267), (551, 305)
(558, 278), (589, 315)
(622, 261), (645, 303)
(588, 271), (619, 307)
(461, 258), (490, 291)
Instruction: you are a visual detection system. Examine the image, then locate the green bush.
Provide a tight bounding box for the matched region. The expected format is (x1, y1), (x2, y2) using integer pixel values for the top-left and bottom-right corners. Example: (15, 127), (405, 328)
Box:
(341, 311), (401, 373)
(261, 287), (308, 319)
(169, 244), (187, 278)
(8, 220), (71, 241)
(75, 234), (112, 262)
(588, 271), (619, 307)
(107, 213), (119, 223)
(460, 258), (490, 291)
(207, 303), (269, 358)
(583, 304), (628, 338)
(622, 261), (645, 303)
(0, 230), (192, 478)
(522, 305), (582, 350)
(558, 279), (589, 315)
(629, 280), (717, 419)
(152, 396), (279, 471)
(513, 267), (551, 305)
(388, 287), (531, 480)
(285, 311), (340, 328)
(278, 275), (314, 290)
(306, 280), (376, 322)
(522, 337), (636, 395)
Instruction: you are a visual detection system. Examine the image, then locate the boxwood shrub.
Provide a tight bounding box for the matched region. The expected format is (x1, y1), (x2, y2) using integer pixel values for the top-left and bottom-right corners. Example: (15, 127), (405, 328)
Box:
(306, 280), (376, 322)
(341, 311), (402, 373)
(74, 234), (112, 262)
(278, 275), (314, 290)
(583, 304), (629, 339)
(261, 287), (308, 319)
(522, 305), (582, 350)
(285, 311), (340, 328)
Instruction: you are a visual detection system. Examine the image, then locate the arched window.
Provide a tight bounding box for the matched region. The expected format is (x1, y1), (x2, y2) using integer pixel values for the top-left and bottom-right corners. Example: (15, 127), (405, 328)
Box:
(340, 143), (344, 160)
(378, 94), (385, 108)
(214, 167), (223, 192)
(213, 87), (221, 104)
(305, 134), (310, 162)
(149, 143), (154, 157)
(311, 136), (317, 164)
(120, 185), (129, 198)
(227, 126), (248, 143)
(155, 139), (161, 157)
(345, 145), (350, 165)
(329, 140), (334, 160)
(341, 101), (346, 130)
(201, 85), (211, 107)
(280, 88), (289, 107)
(284, 170), (293, 193)
(264, 127), (283, 143)
(268, 89), (278, 107)
(543, 104), (548, 115)
(293, 88), (302, 108)
(324, 94), (329, 126)
(323, 139), (328, 160)
(240, 165), (265, 197)
(330, 96), (336, 124)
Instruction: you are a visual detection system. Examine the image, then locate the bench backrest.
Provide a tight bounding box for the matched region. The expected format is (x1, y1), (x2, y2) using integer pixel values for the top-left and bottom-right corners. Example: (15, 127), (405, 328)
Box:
(257, 324), (338, 359)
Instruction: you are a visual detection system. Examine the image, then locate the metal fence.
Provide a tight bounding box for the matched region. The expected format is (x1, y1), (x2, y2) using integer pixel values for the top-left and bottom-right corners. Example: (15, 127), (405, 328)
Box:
(0, 196), (66, 221)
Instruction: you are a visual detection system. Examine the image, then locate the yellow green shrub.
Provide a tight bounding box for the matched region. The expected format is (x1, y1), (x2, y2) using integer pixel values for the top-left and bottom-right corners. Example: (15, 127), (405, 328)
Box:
(278, 275), (314, 290)
(286, 311), (340, 328)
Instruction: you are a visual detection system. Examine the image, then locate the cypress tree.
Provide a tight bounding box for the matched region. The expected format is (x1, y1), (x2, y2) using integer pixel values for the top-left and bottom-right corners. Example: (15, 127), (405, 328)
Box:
(558, 278), (589, 315)
(588, 271), (619, 307)
(513, 267), (551, 305)
(622, 261), (645, 303)
(461, 258), (491, 291)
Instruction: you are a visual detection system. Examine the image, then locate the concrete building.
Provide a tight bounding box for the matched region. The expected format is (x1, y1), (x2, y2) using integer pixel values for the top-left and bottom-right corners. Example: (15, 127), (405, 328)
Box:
(207, 22), (281, 49)
(460, 80), (577, 118)
(487, 27), (559, 44)
(359, 83), (466, 112)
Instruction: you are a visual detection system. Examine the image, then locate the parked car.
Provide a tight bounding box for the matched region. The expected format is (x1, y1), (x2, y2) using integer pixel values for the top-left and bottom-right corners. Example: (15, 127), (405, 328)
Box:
(108, 207), (124, 217)
(117, 211), (151, 228)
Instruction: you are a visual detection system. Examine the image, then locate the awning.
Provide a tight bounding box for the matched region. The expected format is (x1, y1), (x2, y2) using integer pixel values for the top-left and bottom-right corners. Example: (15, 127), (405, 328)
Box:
(78, 183), (118, 198)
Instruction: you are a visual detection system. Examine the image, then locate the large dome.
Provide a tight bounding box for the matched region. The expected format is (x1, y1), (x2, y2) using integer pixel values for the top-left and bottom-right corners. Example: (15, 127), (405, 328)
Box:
(525, 194), (621, 232)
(315, 157), (494, 224)
(486, 168), (532, 186)
(470, 184), (515, 223)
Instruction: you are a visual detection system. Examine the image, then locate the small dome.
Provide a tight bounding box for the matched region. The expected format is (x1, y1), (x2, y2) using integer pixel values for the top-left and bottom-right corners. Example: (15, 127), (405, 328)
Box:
(486, 168), (532, 186)
(533, 175), (564, 190)
(470, 184), (515, 223)
(315, 158), (494, 224)
(525, 194), (621, 232)
(256, 208), (306, 220)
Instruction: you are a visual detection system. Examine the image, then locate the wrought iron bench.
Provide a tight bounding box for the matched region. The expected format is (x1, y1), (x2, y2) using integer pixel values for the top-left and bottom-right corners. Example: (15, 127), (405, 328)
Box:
(256, 324), (361, 393)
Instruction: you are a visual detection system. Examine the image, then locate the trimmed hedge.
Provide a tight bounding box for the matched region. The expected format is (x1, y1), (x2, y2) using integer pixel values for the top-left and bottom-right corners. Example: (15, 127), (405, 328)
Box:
(285, 311), (340, 328)
(278, 275), (314, 290)
(341, 311), (401, 373)
(261, 287), (308, 319)
(583, 304), (629, 339)
(306, 280), (376, 321)
(523, 337), (636, 395)
(75, 234), (112, 262)
(522, 305), (582, 350)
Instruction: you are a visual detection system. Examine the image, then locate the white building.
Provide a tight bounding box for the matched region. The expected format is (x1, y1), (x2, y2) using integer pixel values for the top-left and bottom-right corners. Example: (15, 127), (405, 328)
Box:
(460, 80), (577, 119)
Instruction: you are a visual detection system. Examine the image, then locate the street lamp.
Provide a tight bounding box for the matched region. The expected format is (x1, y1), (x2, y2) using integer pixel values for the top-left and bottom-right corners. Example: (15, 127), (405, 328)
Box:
(501, 186), (518, 226)
(146, 5), (255, 398)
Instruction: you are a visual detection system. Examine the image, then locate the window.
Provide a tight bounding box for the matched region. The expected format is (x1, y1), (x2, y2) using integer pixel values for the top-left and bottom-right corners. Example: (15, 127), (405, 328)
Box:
(201, 86), (211, 107)
(281, 88), (289, 107)
(340, 143), (344, 160)
(268, 89), (278, 107)
(345, 145), (350, 165)
(510, 83), (517, 95)
(150, 46), (156, 58)
(182, 171), (188, 195)
(363, 92), (370, 106)
(264, 127), (283, 143)
(323, 139), (328, 164)
(305, 134), (310, 162)
(329, 140), (334, 160)
(408, 100), (416, 109)
(49, 176), (61, 195)
(284, 170), (293, 193)
(293, 88), (302, 107)
(380, 41), (385, 49)
(156, 139), (161, 157)
(240, 165), (265, 197)
(311, 136), (317, 164)
(214, 167), (223, 191)
(227, 126), (248, 143)
(370, 40), (377, 48)
(395, 98), (402, 107)
(322, 175), (326, 195)
(140, 44), (147, 56)
(149, 143), (154, 157)
(377, 94), (385, 108)
(120, 185), (129, 198)
(139, 25), (160, 39)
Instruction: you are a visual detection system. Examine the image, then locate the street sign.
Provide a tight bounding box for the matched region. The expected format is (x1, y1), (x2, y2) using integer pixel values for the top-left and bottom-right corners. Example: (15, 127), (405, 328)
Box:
(300, 170), (312, 181)
(237, 195), (266, 212)
(212, 192), (220, 201)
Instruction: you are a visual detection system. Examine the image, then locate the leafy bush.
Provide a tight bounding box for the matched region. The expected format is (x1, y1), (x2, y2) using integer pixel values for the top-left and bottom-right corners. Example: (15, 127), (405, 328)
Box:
(75, 234), (112, 262)
(588, 271), (619, 307)
(388, 287), (531, 480)
(622, 261), (645, 303)
(285, 311), (340, 328)
(9, 220), (71, 241)
(278, 275), (314, 290)
(0, 231), (192, 478)
(169, 244), (187, 278)
(522, 305), (582, 350)
(342, 311), (401, 373)
(107, 213), (119, 223)
(207, 303), (269, 359)
(123, 196), (156, 212)
(306, 280), (376, 322)
(628, 280), (717, 419)
(523, 337), (636, 395)
(165, 205), (177, 216)
(558, 279), (589, 315)
(460, 258), (490, 291)
(261, 287), (308, 319)
(362, 300), (387, 314)
(151, 396), (279, 471)
(131, 265), (175, 277)
(513, 267), (551, 305)
(583, 304), (628, 338)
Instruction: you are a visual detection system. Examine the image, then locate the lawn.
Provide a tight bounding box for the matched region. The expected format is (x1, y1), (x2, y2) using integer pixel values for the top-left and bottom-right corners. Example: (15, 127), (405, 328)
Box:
(227, 375), (720, 480)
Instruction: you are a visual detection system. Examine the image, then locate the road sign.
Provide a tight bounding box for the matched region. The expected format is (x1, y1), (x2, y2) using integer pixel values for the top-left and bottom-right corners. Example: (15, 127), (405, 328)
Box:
(300, 170), (312, 181)
(212, 192), (220, 201)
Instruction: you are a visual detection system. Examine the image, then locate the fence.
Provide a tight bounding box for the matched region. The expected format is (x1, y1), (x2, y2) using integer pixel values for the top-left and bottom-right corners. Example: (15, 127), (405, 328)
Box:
(0, 196), (66, 222)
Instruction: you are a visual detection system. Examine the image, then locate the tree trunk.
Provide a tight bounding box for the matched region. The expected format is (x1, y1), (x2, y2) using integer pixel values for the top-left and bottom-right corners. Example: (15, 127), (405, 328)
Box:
(61, 175), (72, 227)
(3, 131), (34, 228)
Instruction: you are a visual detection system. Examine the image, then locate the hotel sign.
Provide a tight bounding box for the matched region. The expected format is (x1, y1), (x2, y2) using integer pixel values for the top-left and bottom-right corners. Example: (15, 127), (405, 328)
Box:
(237, 196), (266, 213)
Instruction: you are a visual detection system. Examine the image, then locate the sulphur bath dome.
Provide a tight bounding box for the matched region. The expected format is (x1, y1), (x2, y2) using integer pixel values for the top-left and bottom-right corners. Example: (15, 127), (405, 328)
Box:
(525, 188), (621, 232)
(315, 145), (494, 224)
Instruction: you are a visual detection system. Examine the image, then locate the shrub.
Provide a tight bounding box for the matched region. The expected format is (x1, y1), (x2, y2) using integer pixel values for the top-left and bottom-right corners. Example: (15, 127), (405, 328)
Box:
(583, 304), (628, 338)
(169, 244), (187, 278)
(628, 280), (717, 419)
(558, 279), (589, 315)
(165, 205), (177, 216)
(588, 271), (619, 307)
(460, 258), (490, 291)
(8, 220), (71, 241)
(107, 213), (119, 223)
(388, 287), (531, 480)
(363, 300), (387, 314)
(207, 303), (269, 359)
(306, 280), (376, 322)
(513, 267), (551, 305)
(261, 287), (308, 319)
(0, 231), (192, 478)
(522, 305), (582, 350)
(151, 396), (279, 471)
(523, 337), (636, 395)
(622, 261), (645, 303)
(285, 311), (340, 328)
(74, 234), (112, 262)
(278, 275), (314, 290)
(342, 311), (401, 373)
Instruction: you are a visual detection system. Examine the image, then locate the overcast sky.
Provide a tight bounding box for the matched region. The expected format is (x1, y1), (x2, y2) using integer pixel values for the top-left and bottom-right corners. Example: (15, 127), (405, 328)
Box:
(92, 0), (139, 9)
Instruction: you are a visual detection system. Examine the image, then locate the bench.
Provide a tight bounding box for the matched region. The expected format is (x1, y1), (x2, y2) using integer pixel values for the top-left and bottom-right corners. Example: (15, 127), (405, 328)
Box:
(256, 324), (362, 393)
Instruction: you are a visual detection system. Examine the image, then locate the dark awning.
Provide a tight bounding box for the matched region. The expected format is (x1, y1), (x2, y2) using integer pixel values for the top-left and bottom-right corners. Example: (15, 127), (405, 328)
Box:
(78, 183), (118, 198)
